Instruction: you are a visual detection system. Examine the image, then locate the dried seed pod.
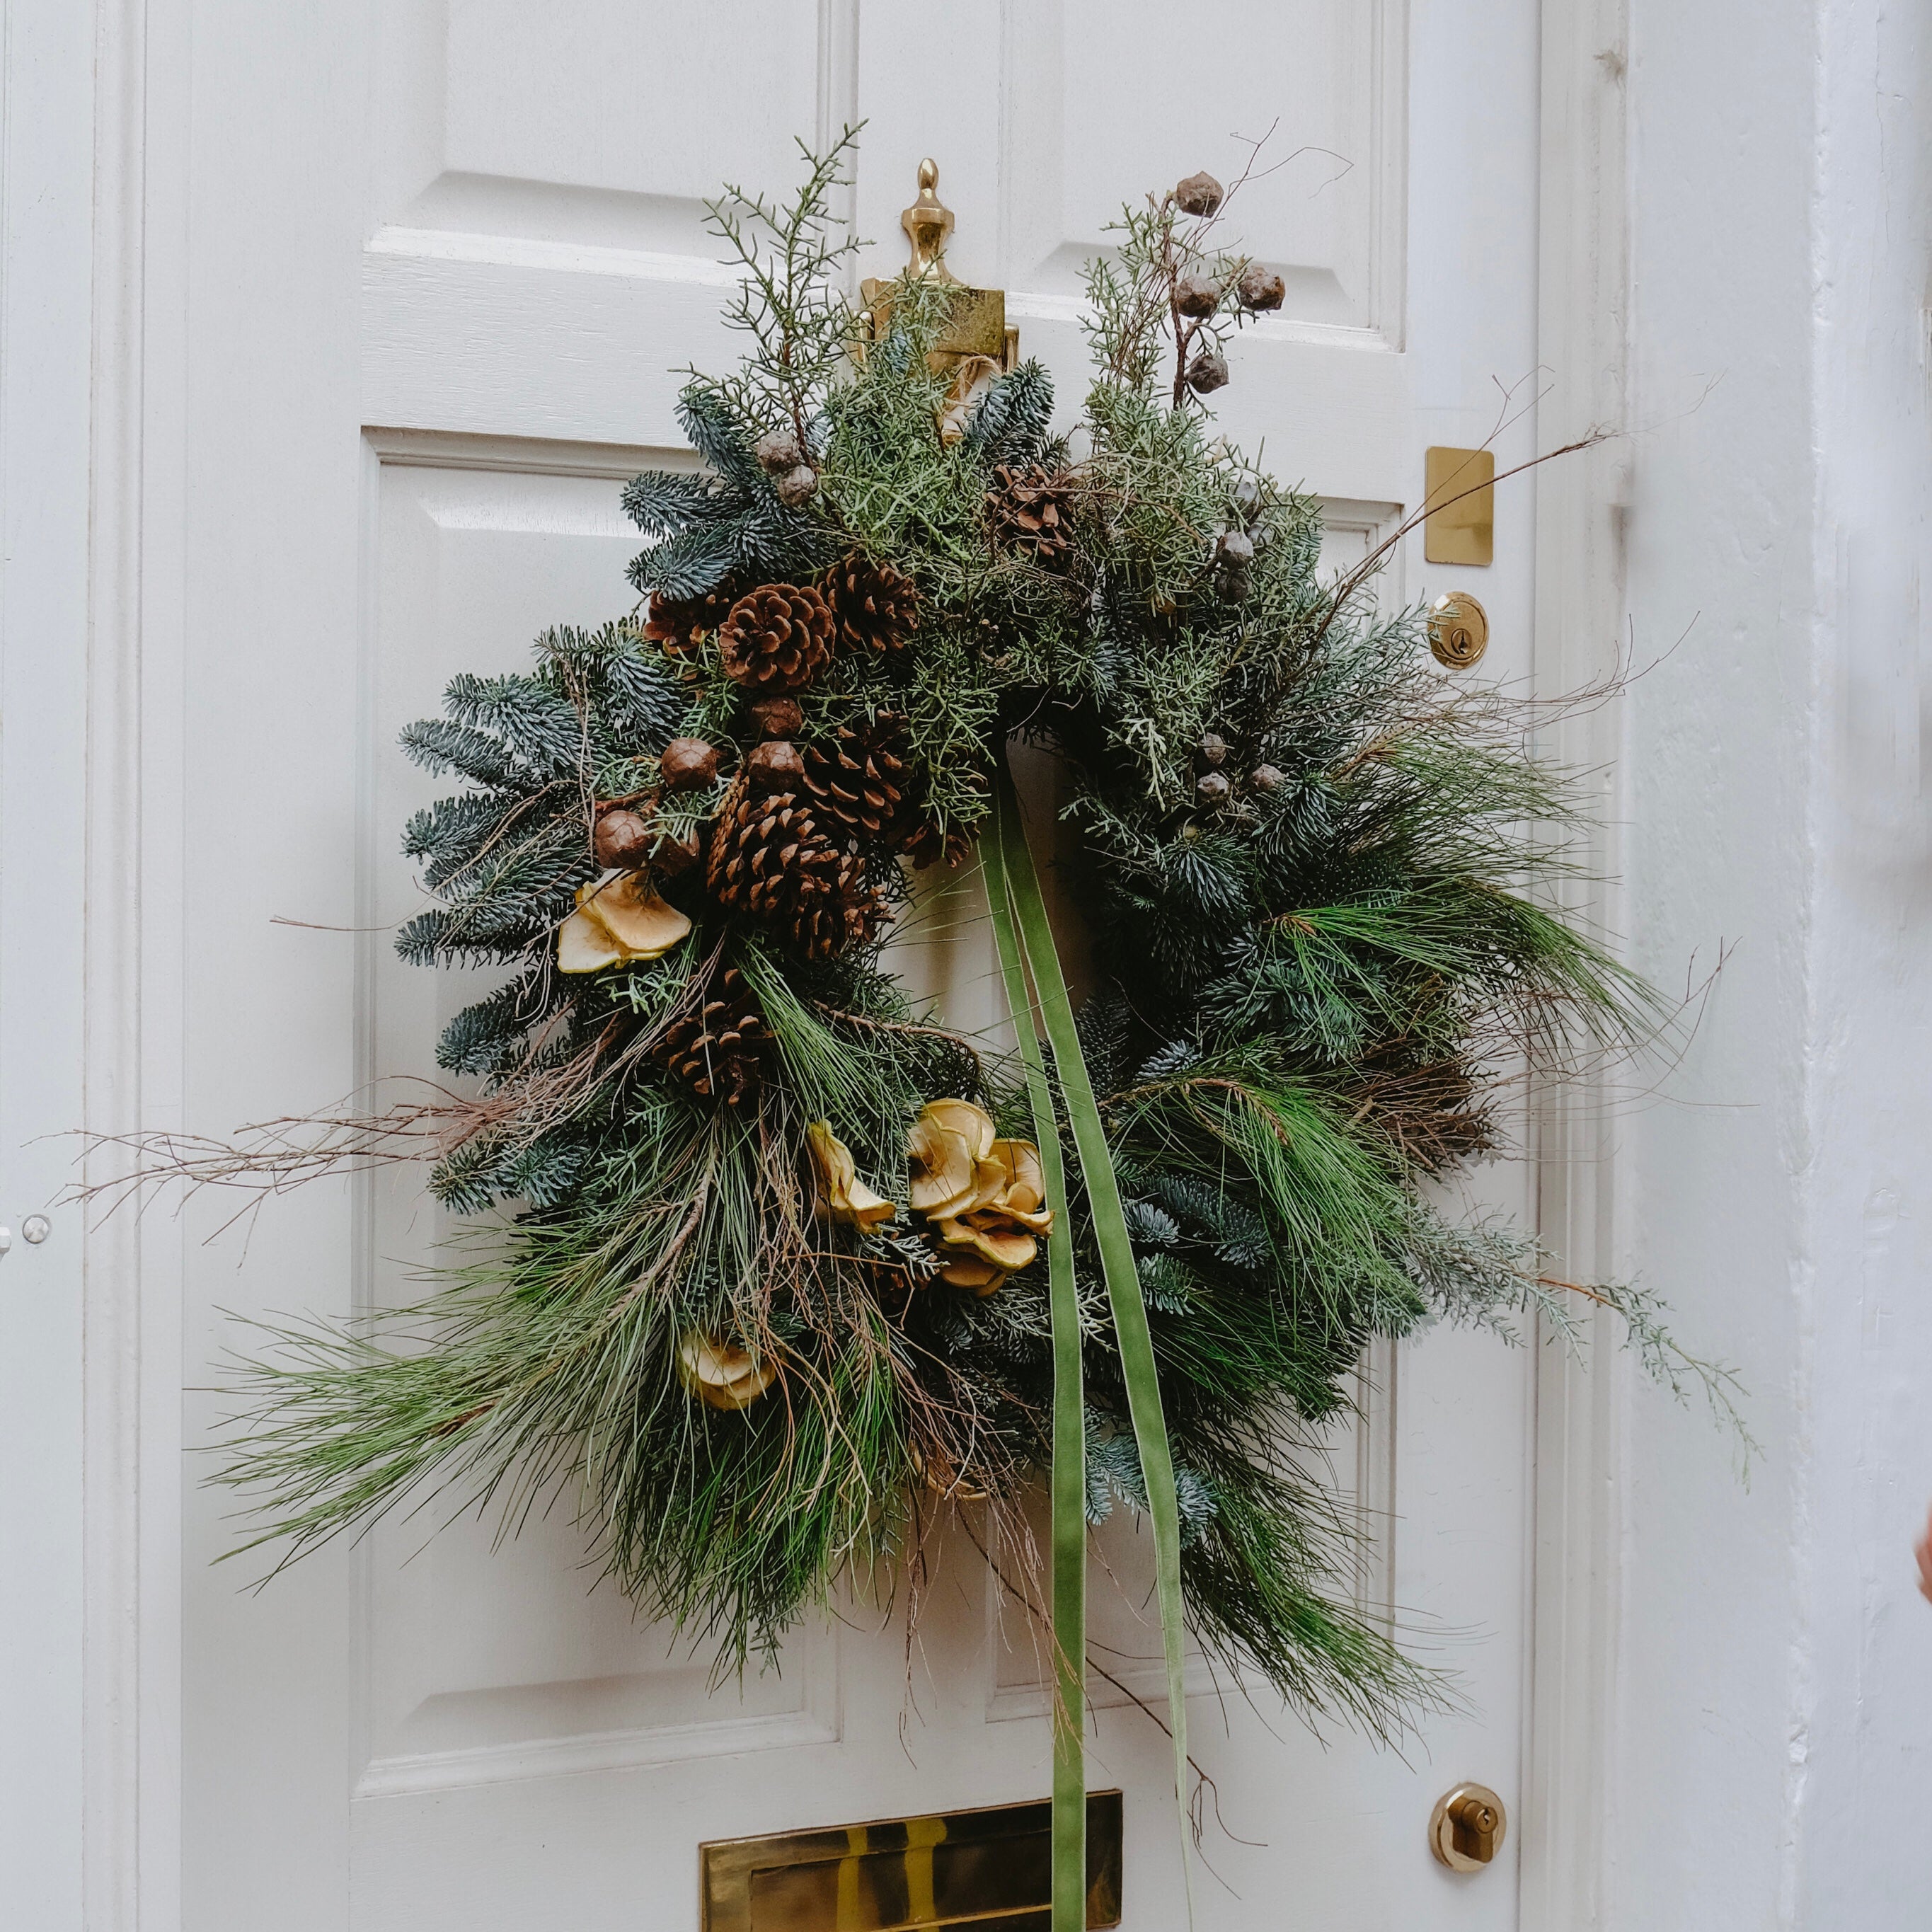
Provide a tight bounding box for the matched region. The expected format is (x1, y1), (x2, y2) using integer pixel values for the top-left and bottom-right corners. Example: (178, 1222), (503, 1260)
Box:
(1229, 475), (1264, 519)
(1196, 770), (1232, 807)
(743, 739), (807, 795)
(1187, 347), (1230, 395)
(1175, 171), (1224, 217)
(1174, 275), (1220, 318)
(754, 427), (804, 474)
(659, 737), (720, 790)
(1197, 732), (1228, 769)
(593, 808), (652, 869)
(1248, 764), (1284, 794)
(1237, 264), (1286, 311)
(1216, 529), (1255, 568)
(774, 464), (820, 507)
(748, 696), (804, 741)
(1214, 563), (1252, 604)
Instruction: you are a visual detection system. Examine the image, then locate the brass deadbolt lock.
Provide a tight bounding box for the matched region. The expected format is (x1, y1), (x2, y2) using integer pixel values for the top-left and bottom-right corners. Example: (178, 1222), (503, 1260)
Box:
(1427, 592), (1489, 669)
(1429, 1783), (1506, 1872)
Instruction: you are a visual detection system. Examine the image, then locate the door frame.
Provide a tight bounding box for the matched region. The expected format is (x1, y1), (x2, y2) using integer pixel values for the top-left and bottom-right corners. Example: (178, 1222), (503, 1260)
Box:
(15, 2), (1636, 1923)
(1524, 4), (1634, 1928)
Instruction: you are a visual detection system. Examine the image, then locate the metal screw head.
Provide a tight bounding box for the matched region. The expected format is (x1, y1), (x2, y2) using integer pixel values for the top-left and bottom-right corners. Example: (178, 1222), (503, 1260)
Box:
(0, 1226), (11, 1255)
(21, 1214), (50, 1246)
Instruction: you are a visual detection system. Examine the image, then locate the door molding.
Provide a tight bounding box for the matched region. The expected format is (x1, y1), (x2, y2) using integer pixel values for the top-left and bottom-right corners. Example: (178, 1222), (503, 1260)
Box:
(1522, 4), (1633, 1927)
(80, 0), (183, 1926)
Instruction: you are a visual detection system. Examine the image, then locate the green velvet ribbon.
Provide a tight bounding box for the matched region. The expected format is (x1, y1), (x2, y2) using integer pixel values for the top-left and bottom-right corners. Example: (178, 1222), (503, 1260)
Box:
(984, 759), (1193, 1931)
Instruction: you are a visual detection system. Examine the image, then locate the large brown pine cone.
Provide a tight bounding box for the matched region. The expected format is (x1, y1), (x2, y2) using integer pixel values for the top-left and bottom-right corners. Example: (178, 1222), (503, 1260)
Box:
(655, 967), (769, 1106)
(827, 553), (919, 654)
(717, 583), (835, 692)
(643, 583), (737, 660)
(707, 776), (885, 959)
(803, 717), (910, 845)
(987, 462), (1076, 568)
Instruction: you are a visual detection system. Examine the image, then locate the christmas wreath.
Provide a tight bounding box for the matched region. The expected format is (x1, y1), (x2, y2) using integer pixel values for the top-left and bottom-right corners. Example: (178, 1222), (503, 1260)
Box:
(173, 137), (1730, 1921)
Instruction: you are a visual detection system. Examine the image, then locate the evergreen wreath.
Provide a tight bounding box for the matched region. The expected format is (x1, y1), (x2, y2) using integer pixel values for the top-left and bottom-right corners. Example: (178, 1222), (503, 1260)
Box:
(124, 134), (1737, 1920)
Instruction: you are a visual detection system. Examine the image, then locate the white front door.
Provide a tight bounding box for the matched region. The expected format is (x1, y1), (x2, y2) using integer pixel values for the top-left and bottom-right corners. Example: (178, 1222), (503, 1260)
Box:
(114, 4), (1560, 1926)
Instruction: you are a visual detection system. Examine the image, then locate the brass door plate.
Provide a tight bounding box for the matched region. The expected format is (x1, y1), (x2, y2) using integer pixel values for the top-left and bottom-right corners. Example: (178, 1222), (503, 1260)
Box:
(1427, 591), (1490, 669)
(1429, 1782), (1507, 1873)
(1423, 446), (1495, 565)
(860, 160), (1018, 377)
(701, 1789), (1124, 1931)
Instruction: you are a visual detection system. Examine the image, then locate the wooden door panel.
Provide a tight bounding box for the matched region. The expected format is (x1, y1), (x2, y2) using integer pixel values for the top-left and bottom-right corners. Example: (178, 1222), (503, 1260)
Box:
(374, 0), (829, 246)
(357, 450), (839, 1805)
(994, 0), (1401, 333)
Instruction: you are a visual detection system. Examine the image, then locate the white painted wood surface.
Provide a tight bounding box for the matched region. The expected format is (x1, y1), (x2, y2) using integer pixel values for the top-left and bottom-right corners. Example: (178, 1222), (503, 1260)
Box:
(0, 4), (96, 1926)
(1, 2), (1637, 1926)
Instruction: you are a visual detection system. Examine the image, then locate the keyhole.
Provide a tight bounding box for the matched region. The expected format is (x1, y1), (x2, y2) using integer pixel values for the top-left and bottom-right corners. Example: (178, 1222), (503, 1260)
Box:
(1430, 1781), (1506, 1871)
(1449, 1796), (1497, 1862)
(1427, 592), (1490, 669)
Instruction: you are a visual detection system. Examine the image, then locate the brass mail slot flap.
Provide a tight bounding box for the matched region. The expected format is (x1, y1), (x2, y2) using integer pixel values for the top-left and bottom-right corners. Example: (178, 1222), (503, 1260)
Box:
(1423, 445), (1496, 565)
(701, 1789), (1124, 1931)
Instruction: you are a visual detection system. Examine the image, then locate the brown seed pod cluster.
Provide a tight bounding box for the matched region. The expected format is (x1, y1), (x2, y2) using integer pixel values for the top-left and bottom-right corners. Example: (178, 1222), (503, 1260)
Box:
(1175, 171), (1224, 217)
(1238, 263), (1285, 312)
(659, 737), (720, 790)
(743, 739), (807, 795)
(592, 808), (652, 870)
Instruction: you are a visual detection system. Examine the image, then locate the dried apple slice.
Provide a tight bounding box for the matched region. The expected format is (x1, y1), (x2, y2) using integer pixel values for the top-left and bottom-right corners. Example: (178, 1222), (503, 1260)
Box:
(936, 1253), (1008, 1294)
(676, 1330), (778, 1411)
(581, 868), (691, 958)
(805, 1120), (896, 1228)
(556, 900), (625, 974)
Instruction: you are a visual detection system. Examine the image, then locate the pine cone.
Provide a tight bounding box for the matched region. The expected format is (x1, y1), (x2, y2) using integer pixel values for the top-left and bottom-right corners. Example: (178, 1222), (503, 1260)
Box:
(707, 776), (885, 959)
(903, 817), (982, 870)
(827, 553), (920, 654)
(717, 584), (834, 692)
(643, 584), (737, 661)
(803, 717), (910, 845)
(655, 967), (769, 1106)
(987, 463), (1076, 569)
